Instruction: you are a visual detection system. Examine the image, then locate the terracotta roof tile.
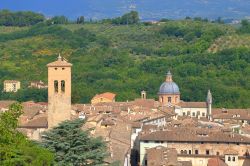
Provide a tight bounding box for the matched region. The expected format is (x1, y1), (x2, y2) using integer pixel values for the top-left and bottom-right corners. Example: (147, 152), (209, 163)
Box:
(92, 92), (116, 101)
(207, 157), (227, 166)
(47, 57), (72, 67)
(140, 127), (250, 144)
(178, 101), (207, 108)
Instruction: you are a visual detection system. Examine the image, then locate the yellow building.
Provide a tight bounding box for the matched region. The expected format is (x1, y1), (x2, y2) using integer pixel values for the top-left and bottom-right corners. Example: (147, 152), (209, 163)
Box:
(3, 80), (21, 92)
(91, 92), (116, 104)
(47, 54), (72, 128)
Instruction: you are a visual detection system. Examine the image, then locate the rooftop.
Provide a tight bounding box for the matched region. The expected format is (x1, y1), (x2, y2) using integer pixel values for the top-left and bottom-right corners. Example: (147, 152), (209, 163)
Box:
(47, 54), (72, 67)
(140, 127), (250, 144)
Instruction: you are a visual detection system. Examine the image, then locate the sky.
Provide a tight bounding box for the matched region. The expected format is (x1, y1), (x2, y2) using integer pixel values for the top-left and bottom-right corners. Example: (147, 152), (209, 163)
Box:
(1, 0), (250, 20)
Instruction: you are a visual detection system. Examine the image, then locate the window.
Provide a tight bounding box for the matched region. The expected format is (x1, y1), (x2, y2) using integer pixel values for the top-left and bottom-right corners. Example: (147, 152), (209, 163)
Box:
(175, 97), (178, 103)
(187, 111), (190, 116)
(206, 150), (209, 155)
(195, 150), (199, 154)
(13, 84), (16, 91)
(197, 111), (200, 115)
(183, 112), (186, 116)
(181, 150), (184, 154)
(161, 97), (164, 103)
(184, 150), (187, 154)
(168, 97), (171, 103)
(228, 156), (231, 161)
(61, 80), (65, 92)
(54, 67), (58, 70)
(202, 113), (205, 117)
(145, 159), (147, 166)
(232, 157), (235, 161)
(216, 152), (220, 155)
(54, 81), (58, 93)
(62, 68), (65, 70)
(189, 150), (192, 154)
(192, 112), (195, 117)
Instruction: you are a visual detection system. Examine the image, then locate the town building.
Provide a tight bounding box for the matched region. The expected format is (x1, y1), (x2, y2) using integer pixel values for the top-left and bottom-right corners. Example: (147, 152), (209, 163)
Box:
(29, 80), (48, 89)
(3, 80), (21, 92)
(139, 127), (250, 166)
(91, 92), (116, 104)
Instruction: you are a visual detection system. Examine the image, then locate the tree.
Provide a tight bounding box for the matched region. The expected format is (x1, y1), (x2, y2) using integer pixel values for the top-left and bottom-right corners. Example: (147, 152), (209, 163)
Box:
(0, 10), (45, 26)
(47, 16), (69, 25)
(0, 103), (54, 165)
(77, 16), (85, 24)
(41, 119), (107, 166)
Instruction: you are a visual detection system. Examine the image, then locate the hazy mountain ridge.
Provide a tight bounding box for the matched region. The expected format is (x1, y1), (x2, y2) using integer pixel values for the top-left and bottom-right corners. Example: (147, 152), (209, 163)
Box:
(1, 0), (250, 20)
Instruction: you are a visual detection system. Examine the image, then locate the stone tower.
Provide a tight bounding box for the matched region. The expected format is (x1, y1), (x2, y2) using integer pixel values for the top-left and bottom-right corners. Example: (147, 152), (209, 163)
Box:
(47, 54), (72, 128)
(141, 90), (146, 99)
(207, 89), (212, 121)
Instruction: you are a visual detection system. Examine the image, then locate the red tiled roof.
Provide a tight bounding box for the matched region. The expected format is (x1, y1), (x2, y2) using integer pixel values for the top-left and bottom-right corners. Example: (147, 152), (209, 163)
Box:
(213, 108), (250, 120)
(47, 57), (72, 67)
(19, 115), (48, 128)
(178, 101), (207, 108)
(207, 157), (227, 166)
(140, 127), (250, 143)
(92, 92), (116, 101)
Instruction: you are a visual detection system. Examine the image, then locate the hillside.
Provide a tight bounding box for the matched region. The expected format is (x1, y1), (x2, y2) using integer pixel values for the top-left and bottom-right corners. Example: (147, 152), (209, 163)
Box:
(0, 20), (249, 108)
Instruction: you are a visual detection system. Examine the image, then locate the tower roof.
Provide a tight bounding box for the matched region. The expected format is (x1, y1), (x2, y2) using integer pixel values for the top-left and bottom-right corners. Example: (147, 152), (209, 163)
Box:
(47, 54), (72, 67)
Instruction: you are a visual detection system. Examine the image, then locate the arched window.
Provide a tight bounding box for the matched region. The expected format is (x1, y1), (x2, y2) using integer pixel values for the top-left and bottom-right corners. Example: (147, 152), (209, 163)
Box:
(232, 157), (235, 161)
(161, 97), (164, 103)
(228, 156), (231, 161)
(181, 150), (184, 154)
(54, 80), (58, 93)
(184, 150), (187, 154)
(61, 80), (65, 92)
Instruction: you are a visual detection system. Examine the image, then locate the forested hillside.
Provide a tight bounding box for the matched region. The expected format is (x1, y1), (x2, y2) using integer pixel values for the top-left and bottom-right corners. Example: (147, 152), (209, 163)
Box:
(0, 14), (249, 108)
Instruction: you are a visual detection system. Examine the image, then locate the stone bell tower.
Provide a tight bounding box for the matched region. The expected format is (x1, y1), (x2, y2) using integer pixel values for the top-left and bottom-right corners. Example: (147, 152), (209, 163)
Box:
(47, 54), (72, 128)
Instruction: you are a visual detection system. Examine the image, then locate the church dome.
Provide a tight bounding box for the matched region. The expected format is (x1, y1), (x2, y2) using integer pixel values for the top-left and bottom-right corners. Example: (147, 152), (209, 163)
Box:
(158, 82), (180, 95)
(158, 71), (180, 95)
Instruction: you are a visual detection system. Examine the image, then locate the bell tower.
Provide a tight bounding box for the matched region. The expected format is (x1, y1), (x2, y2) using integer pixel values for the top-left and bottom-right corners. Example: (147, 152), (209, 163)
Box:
(47, 54), (72, 128)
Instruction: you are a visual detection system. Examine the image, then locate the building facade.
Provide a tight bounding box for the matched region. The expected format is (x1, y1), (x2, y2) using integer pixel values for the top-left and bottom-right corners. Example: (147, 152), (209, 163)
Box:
(3, 80), (21, 92)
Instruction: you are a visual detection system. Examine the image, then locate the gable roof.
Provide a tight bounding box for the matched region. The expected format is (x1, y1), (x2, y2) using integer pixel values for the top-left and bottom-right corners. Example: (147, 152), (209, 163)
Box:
(47, 56), (72, 67)
(178, 101), (207, 108)
(208, 157), (228, 166)
(92, 92), (116, 101)
(19, 115), (48, 128)
(140, 127), (250, 144)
